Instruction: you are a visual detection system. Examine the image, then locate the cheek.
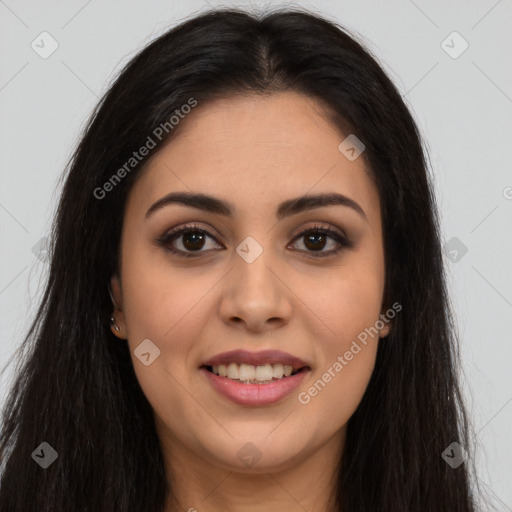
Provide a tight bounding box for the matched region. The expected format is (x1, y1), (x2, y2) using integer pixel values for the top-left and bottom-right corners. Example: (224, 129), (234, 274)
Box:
(300, 309), (380, 435)
(302, 345), (377, 436)
(119, 253), (214, 423)
(326, 274), (383, 372)
(296, 263), (383, 423)
(311, 259), (385, 345)
(120, 244), (212, 370)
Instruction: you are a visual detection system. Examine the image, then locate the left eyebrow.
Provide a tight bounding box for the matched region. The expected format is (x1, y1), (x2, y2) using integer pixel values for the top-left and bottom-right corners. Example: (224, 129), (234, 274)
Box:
(145, 191), (368, 223)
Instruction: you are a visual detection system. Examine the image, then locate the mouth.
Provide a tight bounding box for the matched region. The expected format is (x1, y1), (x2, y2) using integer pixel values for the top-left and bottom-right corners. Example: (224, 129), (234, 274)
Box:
(200, 349), (311, 406)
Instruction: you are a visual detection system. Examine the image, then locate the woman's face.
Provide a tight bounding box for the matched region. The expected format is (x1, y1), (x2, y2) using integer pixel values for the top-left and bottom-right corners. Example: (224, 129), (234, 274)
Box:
(110, 91), (391, 474)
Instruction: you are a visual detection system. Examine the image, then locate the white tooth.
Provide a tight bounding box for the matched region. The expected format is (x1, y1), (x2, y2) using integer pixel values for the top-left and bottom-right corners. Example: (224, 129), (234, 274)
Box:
(227, 363), (239, 379)
(212, 365), (219, 375)
(283, 365), (293, 377)
(218, 364), (227, 377)
(239, 364), (255, 381)
(255, 364), (273, 381)
(272, 363), (284, 379)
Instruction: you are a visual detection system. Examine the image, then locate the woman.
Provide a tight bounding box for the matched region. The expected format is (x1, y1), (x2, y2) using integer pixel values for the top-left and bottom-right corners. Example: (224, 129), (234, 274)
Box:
(0, 7), (482, 511)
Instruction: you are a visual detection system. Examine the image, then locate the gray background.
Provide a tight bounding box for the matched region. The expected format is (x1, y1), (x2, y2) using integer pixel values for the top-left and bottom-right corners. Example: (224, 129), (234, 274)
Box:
(1, 0), (511, 509)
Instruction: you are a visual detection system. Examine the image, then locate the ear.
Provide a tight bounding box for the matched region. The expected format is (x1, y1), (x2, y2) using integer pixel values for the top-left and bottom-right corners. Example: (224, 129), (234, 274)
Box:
(378, 316), (392, 338)
(378, 302), (394, 339)
(109, 274), (127, 339)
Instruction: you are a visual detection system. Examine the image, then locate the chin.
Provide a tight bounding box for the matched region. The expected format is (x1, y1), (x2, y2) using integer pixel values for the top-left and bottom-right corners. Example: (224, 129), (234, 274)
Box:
(199, 428), (311, 473)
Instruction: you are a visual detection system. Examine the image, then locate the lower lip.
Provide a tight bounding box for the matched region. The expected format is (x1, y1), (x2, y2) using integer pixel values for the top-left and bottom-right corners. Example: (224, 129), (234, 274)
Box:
(201, 367), (309, 406)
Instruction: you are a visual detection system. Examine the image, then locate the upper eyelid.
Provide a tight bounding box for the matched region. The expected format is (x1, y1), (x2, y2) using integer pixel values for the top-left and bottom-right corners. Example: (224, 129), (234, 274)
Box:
(163, 222), (346, 241)
(162, 223), (222, 244)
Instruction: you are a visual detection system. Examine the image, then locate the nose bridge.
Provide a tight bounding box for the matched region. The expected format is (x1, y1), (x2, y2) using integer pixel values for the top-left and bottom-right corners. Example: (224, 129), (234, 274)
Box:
(233, 236), (280, 301)
(220, 234), (292, 329)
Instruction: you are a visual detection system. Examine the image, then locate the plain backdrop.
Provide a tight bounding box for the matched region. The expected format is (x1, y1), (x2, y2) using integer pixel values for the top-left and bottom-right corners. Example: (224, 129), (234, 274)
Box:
(1, 0), (511, 509)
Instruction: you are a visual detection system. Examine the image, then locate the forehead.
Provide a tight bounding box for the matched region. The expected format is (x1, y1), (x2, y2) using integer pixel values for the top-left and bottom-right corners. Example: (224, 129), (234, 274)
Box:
(127, 91), (380, 226)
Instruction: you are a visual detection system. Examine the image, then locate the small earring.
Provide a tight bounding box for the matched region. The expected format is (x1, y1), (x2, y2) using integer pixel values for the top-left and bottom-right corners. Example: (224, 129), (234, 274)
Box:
(110, 316), (120, 332)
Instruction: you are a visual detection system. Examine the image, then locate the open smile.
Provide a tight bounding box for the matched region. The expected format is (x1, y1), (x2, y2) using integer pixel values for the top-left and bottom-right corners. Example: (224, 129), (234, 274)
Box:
(200, 349), (311, 406)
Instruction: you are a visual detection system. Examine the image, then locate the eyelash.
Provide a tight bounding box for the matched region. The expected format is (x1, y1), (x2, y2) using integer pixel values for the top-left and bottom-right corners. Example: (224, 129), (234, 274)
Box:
(155, 223), (354, 259)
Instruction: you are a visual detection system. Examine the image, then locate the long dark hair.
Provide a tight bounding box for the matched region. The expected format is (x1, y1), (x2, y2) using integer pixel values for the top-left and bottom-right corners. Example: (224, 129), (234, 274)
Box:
(0, 6), (484, 511)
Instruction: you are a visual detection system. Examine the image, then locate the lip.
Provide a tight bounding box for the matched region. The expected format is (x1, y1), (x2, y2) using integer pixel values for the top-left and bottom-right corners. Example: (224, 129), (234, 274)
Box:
(201, 366), (310, 406)
(200, 349), (311, 406)
(202, 349), (309, 369)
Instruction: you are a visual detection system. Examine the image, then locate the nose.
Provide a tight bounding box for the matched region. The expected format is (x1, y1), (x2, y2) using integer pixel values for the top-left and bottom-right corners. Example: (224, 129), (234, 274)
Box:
(219, 248), (292, 333)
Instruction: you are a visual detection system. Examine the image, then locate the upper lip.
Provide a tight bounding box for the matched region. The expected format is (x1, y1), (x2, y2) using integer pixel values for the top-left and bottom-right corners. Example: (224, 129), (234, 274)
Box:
(202, 349), (309, 370)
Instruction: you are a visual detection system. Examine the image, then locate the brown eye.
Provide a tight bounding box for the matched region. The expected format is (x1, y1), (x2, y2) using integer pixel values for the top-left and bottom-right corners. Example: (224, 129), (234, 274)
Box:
(290, 225), (354, 257)
(156, 224), (222, 258)
(180, 230), (206, 251)
(303, 231), (328, 251)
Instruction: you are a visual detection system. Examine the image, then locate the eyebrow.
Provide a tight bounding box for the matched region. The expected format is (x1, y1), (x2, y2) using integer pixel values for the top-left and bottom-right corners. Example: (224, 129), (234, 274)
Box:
(145, 191), (368, 223)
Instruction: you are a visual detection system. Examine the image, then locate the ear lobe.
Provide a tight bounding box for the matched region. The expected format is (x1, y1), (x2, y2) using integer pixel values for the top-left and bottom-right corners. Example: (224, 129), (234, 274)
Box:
(378, 306), (393, 338)
(378, 296), (395, 338)
(379, 321), (392, 338)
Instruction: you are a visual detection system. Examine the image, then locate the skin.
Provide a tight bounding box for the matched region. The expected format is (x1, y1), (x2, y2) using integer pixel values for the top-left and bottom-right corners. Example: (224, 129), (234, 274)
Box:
(110, 91), (392, 512)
